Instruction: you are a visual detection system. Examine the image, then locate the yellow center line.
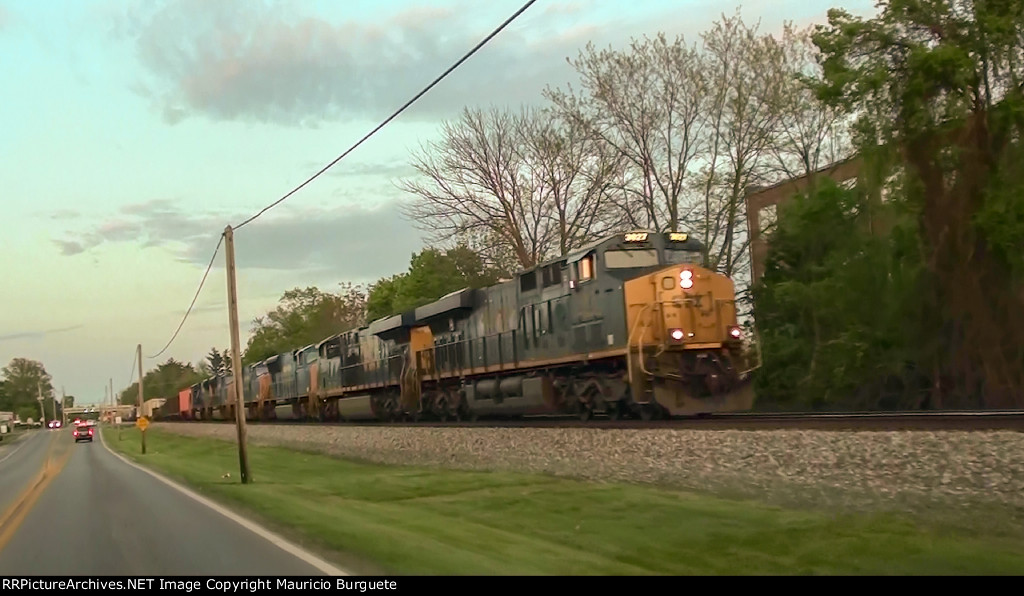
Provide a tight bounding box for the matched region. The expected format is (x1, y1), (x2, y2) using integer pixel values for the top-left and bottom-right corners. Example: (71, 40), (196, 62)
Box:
(0, 433), (74, 553)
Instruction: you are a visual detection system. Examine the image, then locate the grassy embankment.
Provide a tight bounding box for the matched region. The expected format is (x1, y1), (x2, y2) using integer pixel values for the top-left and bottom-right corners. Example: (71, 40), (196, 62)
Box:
(0, 424), (34, 446)
(103, 425), (1024, 575)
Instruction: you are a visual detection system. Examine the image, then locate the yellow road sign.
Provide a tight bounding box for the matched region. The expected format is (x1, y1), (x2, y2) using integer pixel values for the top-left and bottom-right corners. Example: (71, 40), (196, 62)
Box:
(136, 416), (149, 431)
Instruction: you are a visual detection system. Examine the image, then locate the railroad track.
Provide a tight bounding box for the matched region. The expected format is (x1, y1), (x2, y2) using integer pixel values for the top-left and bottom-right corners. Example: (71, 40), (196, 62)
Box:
(153, 410), (1024, 431)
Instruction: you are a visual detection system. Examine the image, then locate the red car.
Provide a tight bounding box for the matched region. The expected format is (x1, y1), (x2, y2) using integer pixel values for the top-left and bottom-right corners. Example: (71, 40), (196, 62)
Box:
(73, 424), (94, 443)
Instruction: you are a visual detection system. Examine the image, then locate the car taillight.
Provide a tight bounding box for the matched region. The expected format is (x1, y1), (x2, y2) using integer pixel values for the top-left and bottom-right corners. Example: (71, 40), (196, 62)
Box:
(73, 430), (78, 436)
(88, 428), (94, 435)
(680, 269), (694, 289)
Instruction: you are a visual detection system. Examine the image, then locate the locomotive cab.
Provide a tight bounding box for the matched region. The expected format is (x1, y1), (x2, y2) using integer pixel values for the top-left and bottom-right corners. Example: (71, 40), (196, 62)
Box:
(615, 231), (754, 417)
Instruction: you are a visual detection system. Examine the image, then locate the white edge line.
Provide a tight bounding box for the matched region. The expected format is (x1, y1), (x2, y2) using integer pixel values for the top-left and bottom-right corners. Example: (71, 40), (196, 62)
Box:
(98, 425), (351, 576)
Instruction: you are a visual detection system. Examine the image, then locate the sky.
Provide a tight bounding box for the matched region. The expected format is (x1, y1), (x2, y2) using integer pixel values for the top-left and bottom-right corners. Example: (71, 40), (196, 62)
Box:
(0, 0), (878, 405)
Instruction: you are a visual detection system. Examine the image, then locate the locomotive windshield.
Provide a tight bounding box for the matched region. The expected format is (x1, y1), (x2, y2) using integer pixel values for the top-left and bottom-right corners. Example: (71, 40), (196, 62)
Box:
(665, 247), (703, 266)
(604, 249), (660, 268)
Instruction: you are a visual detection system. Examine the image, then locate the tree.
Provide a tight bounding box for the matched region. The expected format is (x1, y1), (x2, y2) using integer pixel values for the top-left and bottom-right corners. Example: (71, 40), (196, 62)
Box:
(766, 23), (854, 182)
(811, 0), (1024, 407)
(400, 105), (623, 270)
(243, 283), (368, 365)
(547, 32), (708, 235)
(752, 180), (928, 410)
(119, 358), (205, 406)
(1, 358), (55, 422)
(63, 395), (74, 409)
(206, 348), (225, 376)
(366, 245), (503, 321)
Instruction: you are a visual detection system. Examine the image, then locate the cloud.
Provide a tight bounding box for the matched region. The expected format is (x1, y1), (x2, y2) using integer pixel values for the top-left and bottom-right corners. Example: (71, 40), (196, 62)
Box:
(55, 240), (86, 256)
(0, 324), (85, 343)
(53, 197), (426, 283)
(306, 160), (419, 180)
(49, 209), (81, 221)
(111, 0), (673, 127)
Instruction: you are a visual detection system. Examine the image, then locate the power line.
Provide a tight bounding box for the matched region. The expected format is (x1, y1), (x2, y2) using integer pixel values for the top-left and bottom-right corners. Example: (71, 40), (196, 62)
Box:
(147, 233), (225, 360)
(135, 0), (537, 370)
(233, 0), (538, 230)
(116, 351), (137, 406)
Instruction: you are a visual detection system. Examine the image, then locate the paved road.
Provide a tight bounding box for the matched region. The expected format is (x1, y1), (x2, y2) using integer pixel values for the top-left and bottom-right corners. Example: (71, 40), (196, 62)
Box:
(0, 431), (53, 516)
(0, 426), (344, 575)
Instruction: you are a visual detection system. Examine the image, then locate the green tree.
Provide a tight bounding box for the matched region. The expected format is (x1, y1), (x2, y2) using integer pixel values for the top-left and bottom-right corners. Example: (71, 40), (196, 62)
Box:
(243, 283), (368, 366)
(1, 358), (55, 423)
(119, 358), (204, 406)
(206, 348), (225, 375)
(752, 180), (928, 410)
(366, 245), (503, 321)
(811, 0), (1024, 407)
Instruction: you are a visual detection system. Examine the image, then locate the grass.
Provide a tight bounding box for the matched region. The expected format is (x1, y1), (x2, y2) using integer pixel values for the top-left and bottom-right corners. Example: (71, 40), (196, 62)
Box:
(103, 425), (1024, 575)
(0, 425), (34, 446)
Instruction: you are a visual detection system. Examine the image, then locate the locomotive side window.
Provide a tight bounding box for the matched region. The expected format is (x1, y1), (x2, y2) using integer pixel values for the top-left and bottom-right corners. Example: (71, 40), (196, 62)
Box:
(542, 263), (563, 287)
(520, 271), (537, 292)
(578, 254), (594, 281)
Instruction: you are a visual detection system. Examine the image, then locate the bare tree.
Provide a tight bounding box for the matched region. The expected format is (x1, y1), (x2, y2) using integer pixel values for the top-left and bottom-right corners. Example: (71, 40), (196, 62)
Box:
(546, 33), (709, 234)
(400, 106), (545, 269)
(767, 23), (854, 181)
(520, 108), (626, 257)
(400, 105), (622, 270)
(698, 12), (789, 278)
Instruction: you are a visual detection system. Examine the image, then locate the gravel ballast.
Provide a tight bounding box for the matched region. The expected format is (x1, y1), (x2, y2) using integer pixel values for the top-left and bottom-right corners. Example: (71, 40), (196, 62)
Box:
(149, 422), (1024, 532)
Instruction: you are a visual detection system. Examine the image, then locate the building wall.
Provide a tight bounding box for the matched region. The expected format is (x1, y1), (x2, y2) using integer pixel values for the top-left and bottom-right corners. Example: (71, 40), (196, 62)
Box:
(745, 157), (864, 286)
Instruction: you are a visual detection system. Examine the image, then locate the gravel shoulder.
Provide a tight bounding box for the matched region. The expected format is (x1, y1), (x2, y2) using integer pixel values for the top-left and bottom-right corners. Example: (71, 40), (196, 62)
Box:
(151, 422), (1024, 535)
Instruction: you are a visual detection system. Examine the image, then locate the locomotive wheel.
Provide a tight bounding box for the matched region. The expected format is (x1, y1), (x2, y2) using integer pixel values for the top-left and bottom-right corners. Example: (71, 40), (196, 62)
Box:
(579, 404), (592, 421)
(639, 403), (658, 421)
(606, 401), (621, 420)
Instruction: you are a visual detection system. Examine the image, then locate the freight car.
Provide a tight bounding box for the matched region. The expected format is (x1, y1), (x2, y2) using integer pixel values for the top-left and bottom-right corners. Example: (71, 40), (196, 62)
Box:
(183, 230), (756, 423)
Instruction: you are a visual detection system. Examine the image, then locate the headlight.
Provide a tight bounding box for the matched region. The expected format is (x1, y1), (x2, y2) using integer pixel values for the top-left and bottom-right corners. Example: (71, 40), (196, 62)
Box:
(728, 326), (742, 340)
(670, 329), (684, 341)
(679, 269), (694, 289)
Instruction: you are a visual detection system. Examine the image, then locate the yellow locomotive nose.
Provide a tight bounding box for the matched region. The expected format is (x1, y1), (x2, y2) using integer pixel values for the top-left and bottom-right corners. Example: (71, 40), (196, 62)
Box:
(651, 265), (744, 349)
(624, 262), (754, 417)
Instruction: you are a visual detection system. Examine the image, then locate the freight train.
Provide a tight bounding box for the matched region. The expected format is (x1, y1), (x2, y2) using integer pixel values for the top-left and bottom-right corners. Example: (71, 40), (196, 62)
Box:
(158, 230), (756, 423)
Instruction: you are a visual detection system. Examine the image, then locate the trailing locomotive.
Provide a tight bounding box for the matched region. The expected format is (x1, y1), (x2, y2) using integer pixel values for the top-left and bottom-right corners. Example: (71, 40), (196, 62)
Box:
(180, 231), (756, 422)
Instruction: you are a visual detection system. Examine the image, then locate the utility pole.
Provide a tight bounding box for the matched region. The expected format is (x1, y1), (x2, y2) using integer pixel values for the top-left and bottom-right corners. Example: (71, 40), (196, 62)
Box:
(37, 381), (45, 426)
(224, 225), (251, 484)
(138, 344), (145, 454)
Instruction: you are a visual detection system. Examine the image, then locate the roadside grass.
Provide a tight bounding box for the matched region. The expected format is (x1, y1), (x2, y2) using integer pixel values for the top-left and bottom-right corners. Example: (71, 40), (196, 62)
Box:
(0, 426), (34, 446)
(103, 425), (1024, 576)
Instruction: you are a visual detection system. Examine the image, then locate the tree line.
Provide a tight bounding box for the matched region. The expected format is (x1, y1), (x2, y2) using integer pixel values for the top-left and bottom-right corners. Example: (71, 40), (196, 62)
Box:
(0, 358), (73, 423)
(753, 0), (1024, 410)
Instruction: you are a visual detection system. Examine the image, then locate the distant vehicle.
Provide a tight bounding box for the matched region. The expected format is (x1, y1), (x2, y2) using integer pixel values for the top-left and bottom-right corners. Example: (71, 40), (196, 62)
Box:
(48, 420), (62, 429)
(73, 425), (93, 443)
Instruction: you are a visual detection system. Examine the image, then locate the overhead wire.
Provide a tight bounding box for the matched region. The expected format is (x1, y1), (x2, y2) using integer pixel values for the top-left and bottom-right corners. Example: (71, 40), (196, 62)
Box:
(146, 233), (225, 360)
(133, 0), (537, 378)
(232, 0), (538, 230)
